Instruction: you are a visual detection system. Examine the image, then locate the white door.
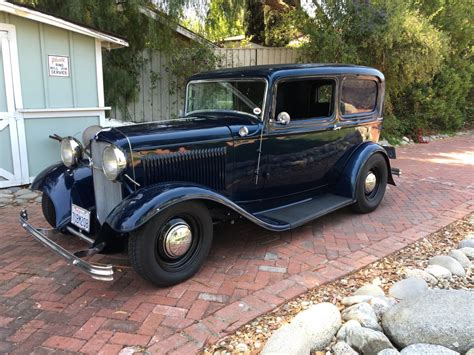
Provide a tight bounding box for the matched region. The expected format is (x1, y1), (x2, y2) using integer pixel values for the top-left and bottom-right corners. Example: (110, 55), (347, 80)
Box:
(0, 30), (24, 188)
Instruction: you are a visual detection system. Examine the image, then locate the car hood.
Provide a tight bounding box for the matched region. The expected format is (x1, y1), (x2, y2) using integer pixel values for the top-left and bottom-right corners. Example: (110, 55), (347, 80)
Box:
(95, 115), (254, 151)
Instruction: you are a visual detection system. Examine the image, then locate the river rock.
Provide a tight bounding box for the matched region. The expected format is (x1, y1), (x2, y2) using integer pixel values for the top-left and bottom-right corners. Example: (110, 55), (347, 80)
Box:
(459, 239), (474, 249)
(292, 302), (342, 350)
(342, 295), (374, 306)
(429, 255), (465, 276)
(424, 264), (452, 279)
(353, 284), (385, 297)
(448, 249), (472, 268)
(458, 247), (474, 260)
(14, 188), (32, 196)
(382, 289), (474, 353)
(262, 323), (310, 355)
(400, 344), (459, 355)
(342, 303), (381, 331)
(332, 341), (358, 355)
(337, 320), (361, 341)
(346, 326), (394, 355)
(369, 296), (397, 320)
(466, 349), (474, 355)
(16, 192), (38, 200)
(377, 349), (400, 355)
(388, 278), (428, 300)
(263, 303), (341, 354)
(404, 268), (437, 284)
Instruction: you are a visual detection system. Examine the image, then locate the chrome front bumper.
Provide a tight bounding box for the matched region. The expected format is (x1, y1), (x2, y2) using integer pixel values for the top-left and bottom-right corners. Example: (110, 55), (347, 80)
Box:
(19, 209), (114, 281)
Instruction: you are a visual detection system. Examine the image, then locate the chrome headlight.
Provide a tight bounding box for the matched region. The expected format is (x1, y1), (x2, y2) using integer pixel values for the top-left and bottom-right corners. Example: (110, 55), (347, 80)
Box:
(60, 137), (83, 167)
(102, 145), (127, 180)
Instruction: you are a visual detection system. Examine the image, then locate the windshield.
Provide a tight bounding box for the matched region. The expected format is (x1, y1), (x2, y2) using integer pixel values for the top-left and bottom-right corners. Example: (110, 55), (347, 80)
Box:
(185, 79), (267, 118)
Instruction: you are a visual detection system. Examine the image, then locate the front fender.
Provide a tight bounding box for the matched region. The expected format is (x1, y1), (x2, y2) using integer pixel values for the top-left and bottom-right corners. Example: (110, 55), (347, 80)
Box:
(330, 142), (395, 199)
(31, 163), (94, 229)
(106, 183), (289, 233)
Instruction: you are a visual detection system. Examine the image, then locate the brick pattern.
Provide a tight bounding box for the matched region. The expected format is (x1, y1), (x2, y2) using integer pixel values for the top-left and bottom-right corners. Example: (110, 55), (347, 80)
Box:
(0, 134), (473, 354)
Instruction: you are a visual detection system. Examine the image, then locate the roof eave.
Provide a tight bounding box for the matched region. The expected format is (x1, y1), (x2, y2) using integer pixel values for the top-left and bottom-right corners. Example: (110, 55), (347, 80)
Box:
(0, 1), (128, 48)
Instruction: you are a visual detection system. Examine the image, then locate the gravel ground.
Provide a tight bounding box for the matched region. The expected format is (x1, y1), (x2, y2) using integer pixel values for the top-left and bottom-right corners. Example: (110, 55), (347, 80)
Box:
(204, 213), (473, 354)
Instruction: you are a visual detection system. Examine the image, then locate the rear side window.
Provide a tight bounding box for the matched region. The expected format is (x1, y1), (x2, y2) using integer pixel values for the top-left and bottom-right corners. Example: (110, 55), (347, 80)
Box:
(340, 79), (378, 115)
(275, 79), (335, 120)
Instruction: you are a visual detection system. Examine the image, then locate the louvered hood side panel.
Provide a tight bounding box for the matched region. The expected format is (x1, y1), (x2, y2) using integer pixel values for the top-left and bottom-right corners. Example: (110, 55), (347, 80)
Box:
(141, 147), (227, 192)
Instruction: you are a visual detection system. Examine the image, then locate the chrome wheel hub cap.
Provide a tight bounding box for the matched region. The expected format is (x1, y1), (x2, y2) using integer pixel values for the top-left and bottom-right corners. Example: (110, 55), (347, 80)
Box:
(365, 172), (377, 193)
(163, 222), (192, 258)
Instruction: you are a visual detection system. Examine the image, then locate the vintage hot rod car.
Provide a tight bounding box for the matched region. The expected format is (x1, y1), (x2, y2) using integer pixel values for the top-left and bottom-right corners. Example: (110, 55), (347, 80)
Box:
(20, 64), (399, 286)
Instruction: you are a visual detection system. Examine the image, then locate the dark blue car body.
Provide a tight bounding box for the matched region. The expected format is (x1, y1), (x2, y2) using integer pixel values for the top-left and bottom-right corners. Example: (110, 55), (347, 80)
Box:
(31, 63), (396, 259)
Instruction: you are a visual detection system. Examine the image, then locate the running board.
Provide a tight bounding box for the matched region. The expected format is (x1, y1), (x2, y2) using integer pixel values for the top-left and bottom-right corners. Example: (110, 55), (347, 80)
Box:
(254, 193), (354, 229)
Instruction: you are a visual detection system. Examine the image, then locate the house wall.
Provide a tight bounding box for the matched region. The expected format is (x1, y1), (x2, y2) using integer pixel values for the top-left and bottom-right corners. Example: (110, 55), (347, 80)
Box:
(0, 13), (105, 181)
(111, 47), (302, 123)
(0, 13), (99, 109)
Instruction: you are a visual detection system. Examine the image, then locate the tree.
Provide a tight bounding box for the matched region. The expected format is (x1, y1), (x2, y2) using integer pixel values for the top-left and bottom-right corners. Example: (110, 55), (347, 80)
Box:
(299, 0), (467, 137)
(244, 0), (301, 46)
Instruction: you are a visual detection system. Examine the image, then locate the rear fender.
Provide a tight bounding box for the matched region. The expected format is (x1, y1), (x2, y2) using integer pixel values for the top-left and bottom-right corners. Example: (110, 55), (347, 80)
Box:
(31, 163), (94, 229)
(106, 183), (289, 233)
(329, 142), (395, 199)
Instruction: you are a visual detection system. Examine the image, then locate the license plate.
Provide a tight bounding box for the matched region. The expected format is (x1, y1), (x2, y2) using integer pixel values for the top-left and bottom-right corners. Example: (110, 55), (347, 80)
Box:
(71, 204), (91, 233)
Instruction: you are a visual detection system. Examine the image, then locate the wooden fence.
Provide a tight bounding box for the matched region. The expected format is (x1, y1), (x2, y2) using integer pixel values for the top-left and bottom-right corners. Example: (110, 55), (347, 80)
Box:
(110, 47), (301, 123)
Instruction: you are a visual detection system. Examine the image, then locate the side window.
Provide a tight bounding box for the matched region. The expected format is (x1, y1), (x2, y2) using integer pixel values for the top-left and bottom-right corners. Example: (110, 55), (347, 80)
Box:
(275, 79), (335, 120)
(340, 78), (378, 115)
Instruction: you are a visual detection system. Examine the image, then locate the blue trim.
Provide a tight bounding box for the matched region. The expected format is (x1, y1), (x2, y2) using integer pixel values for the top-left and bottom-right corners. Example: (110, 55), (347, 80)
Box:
(31, 163), (95, 230)
(329, 142), (394, 199)
(105, 182), (290, 233)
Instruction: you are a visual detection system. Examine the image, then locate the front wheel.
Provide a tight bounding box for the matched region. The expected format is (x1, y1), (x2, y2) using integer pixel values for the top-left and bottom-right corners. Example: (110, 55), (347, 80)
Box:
(128, 201), (213, 287)
(351, 154), (388, 213)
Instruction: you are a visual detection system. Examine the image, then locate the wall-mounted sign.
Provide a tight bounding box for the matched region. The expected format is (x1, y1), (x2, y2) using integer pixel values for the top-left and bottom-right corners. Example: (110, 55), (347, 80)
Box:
(48, 55), (69, 77)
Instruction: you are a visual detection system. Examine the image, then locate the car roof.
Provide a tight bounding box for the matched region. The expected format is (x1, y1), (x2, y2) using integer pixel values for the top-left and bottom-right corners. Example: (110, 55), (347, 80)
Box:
(188, 63), (384, 82)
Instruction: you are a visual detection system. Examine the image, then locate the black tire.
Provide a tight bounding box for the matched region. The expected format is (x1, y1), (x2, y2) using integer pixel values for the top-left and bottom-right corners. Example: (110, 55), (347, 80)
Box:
(128, 201), (213, 287)
(351, 153), (388, 213)
(41, 193), (56, 228)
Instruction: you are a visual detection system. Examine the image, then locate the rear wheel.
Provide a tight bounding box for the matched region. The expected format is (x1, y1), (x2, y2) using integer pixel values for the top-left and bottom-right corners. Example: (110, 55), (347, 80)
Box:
(41, 193), (56, 228)
(128, 201), (213, 287)
(352, 154), (388, 213)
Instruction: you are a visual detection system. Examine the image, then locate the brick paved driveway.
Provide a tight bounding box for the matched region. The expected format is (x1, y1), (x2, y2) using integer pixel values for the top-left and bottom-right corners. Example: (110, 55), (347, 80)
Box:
(1, 133), (473, 354)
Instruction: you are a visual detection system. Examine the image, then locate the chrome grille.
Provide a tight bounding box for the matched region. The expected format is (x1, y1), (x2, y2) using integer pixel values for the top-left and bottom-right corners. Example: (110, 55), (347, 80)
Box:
(91, 140), (123, 224)
(141, 147), (227, 191)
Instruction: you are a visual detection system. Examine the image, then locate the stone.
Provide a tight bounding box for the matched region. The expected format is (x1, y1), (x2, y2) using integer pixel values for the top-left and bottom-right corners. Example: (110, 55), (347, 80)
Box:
(424, 264), (452, 279)
(466, 349), (474, 355)
(341, 295), (374, 306)
(342, 303), (381, 331)
(0, 197), (13, 205)
(388, 278), (428, 300)
(353, 284), (385, 297)
(458, 247), (474, 260)
(382, 289), (474, 353)
(377, 350), (400, 355)
(16, 192), (38, 200)
(429, 255), (466, 276)
(337, 320), (361, 341)
(346, 326), (394, 355)
(34, 196), (42, 203)
(236, 343), (249, 352)
(14, 188), (32, 196)
(404, 268), (437, 284)
(459, 239), (474, 249)
(400, 344), (459, 355)
(332, 341), (358, 355)
(448, 250), (472, 269)
(369, 296), (397, 320)
(292, 302), (342, 351)
(262, 323), (310, 355)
